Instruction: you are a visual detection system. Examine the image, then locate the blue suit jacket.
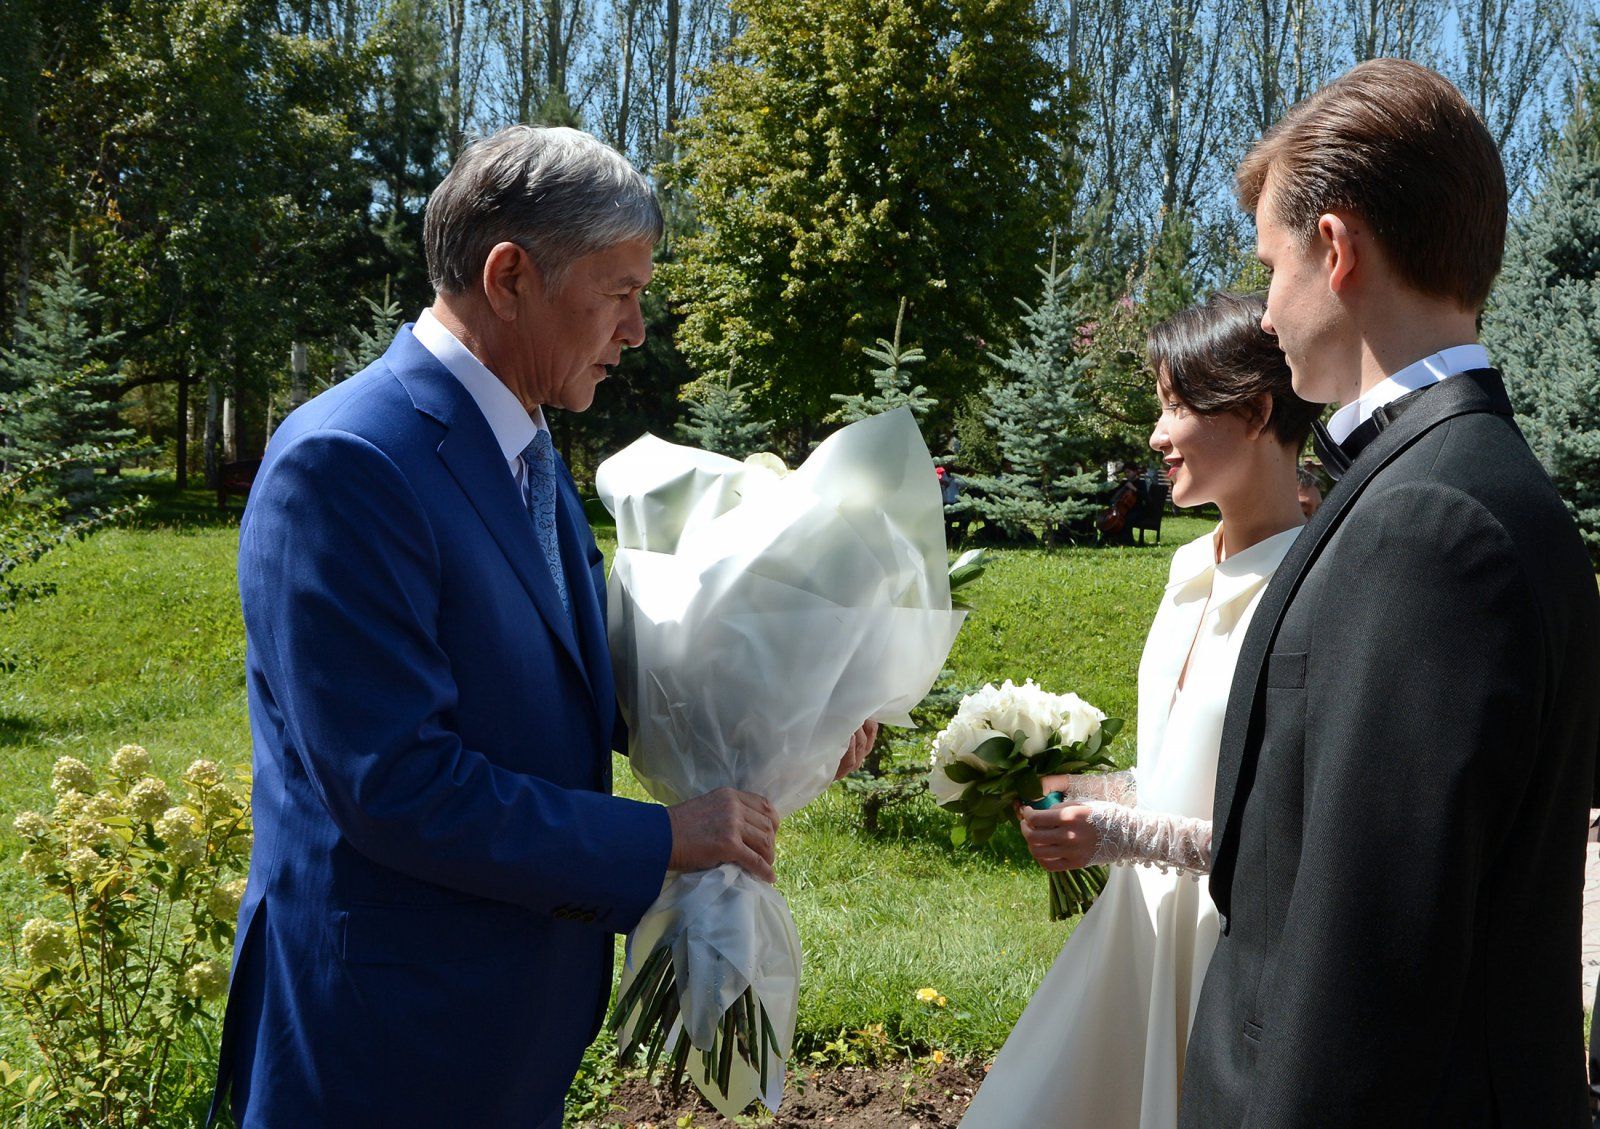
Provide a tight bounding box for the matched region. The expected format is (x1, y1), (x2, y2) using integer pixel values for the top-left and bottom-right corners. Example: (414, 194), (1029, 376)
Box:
(214, 327), (672, 1127)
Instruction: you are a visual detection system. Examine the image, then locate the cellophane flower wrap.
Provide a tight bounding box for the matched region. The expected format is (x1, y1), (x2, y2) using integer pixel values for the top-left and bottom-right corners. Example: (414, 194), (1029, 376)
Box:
(928, 679), (1125, 919)
(595, 407), (965, 1117)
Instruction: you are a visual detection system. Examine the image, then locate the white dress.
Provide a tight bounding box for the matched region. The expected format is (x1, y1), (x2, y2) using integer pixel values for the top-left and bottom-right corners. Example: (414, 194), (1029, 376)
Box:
(961, 524), (1300, 1129)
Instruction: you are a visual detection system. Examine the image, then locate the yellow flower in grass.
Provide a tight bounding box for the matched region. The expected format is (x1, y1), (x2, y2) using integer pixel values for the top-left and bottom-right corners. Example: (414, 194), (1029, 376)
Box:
(915, 987), (948, 1007)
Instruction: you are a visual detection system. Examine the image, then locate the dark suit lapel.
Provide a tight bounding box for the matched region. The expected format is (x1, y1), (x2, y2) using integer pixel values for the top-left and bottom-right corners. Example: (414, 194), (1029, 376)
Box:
(553, 455), (614, 736)
(385, 327), (593, 702)
(1209, 370), (1514, 915)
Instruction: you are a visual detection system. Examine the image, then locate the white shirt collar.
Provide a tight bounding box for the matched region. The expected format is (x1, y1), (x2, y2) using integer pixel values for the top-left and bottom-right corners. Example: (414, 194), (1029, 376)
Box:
(1326, 343), (1489, 444)
(413, 308), (546, 472)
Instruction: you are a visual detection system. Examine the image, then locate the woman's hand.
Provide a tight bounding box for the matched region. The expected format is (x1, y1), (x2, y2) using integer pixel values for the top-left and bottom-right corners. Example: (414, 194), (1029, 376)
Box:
(1018, 802), (1103, 871)
(1037, 773), (1076, 796)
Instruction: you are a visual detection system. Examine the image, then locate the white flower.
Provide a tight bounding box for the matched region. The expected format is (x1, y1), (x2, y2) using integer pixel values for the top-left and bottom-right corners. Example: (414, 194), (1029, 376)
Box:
(65, 846), (102, 883)
(110, 744), (151, 782)
(985, 683), (1057, 757)
(207, 878), (247, 922)
(12, 810), (49, 841)
(127, 777), (172, 823)
(184, 760), (224, 792)
(183, 959), (230, 1000)
(22, 919), (71, 967)
(1052, 692), (1106, 748)
(51, 756), (94, 795)
(926, 758), (967, 806)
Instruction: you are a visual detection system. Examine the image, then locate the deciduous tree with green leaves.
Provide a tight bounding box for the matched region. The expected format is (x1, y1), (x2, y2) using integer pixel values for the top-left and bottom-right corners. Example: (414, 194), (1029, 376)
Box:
(663, 0), (1080, 425)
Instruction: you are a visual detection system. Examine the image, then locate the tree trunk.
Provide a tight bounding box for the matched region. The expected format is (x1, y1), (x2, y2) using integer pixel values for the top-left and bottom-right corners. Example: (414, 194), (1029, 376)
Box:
(614, 0), (637, 152)
(175, 373), (190, 490)
(222, 391), (237, 463)
(447, 0), (467, 155)
(204, 376), (221, 495)
(665, 0), (680, 138)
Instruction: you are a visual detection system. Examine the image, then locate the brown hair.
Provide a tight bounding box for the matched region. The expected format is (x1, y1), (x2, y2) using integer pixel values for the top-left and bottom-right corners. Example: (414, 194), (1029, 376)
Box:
(1148, 292), (1318, 449)
(1236, 58), (1506, 312)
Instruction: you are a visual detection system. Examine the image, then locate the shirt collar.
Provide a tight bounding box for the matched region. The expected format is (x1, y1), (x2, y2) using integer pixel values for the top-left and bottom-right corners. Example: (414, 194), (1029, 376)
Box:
(413, 308), (546, 467)
(1326, 343), (1489, 444)
(1167, 523), (1302, 614)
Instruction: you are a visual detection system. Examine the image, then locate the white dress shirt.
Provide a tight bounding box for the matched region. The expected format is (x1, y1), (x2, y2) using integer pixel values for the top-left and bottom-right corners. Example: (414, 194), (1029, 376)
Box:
(413, 308), (547, 495)
(1326, 343), (1490, 444)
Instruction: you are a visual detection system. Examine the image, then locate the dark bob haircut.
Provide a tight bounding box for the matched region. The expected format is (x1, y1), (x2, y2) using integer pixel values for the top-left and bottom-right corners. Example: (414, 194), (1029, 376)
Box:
(1146, 291), (1318, 450)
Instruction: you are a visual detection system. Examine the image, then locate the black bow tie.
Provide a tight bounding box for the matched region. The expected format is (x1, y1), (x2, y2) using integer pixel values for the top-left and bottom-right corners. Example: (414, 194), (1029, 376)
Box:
(1311, 386), (1432, 482)
(1313, 417), (1380, 481)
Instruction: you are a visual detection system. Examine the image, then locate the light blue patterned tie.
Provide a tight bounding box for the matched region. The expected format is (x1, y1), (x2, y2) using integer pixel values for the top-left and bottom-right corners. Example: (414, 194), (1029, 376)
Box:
(521, 430), (570, 618)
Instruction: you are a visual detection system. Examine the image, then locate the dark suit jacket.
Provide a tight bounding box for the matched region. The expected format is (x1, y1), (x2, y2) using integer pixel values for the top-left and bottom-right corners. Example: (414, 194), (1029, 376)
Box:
(1181, 370), (1600, 1127)
(214, 327), (673, 1127)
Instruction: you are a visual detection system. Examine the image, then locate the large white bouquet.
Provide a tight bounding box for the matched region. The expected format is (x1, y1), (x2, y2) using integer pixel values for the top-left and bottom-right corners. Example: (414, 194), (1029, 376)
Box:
(595, 407), (965, 1116)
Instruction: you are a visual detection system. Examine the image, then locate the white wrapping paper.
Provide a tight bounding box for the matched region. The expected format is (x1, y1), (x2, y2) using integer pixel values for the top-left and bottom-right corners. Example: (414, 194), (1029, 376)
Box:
(597, 407), (965, 1116)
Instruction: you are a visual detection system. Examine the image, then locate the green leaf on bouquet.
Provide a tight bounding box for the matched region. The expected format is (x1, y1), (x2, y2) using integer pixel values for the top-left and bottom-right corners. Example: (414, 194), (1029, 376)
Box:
(948, 550), (988, 590)
(943, 761), (984, 785)
(1084, 729), (1103, 756)
(970, 735), (1014, 767)
(970, 816), (998, 844)
(950, 824), (968, 847)
(1014, 770), (1044, 803)
(1100, 717), (1125, 743)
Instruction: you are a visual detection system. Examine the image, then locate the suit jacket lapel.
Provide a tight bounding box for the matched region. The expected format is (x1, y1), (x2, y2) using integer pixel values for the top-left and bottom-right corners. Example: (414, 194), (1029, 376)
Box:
(1209, 370), (1515, 916)
(385, 328), (593, 702)
(553, 454), (615, 738)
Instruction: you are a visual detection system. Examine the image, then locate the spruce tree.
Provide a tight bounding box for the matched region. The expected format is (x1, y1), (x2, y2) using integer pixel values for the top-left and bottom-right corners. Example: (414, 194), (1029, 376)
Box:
(675, 377), (775, 459)
(828, 298), (938, 426)
(351, 284), (404, 370)
(0, 250), (138, 510)
(1484, 88), (1600, 554)
(959, 243), (1101, 546)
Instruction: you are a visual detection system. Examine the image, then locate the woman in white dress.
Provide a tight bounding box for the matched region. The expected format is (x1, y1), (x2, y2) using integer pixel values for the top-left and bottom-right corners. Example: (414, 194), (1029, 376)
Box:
(961, 292), (1319, 1129)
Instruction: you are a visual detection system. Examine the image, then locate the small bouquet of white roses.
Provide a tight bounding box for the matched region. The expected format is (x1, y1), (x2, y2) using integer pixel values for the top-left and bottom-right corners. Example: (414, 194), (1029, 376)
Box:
(928, 680), (1124, 919)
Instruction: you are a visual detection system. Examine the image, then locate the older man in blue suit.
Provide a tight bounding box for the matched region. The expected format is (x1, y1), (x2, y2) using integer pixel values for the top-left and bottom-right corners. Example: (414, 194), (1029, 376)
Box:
(212, 126), (873, 1128)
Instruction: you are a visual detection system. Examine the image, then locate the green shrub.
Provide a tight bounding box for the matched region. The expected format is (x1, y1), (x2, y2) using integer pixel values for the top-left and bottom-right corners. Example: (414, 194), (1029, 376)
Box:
(1, 746), (251, 1127)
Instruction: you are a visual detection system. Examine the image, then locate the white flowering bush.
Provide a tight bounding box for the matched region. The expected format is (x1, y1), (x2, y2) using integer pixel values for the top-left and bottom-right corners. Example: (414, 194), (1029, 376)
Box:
(2, 746), (251, 1127)
(929, 680), (1124, 918)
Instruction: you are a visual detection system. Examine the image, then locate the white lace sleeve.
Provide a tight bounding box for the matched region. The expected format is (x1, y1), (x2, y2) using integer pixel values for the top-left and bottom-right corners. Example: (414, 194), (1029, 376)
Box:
(1082, 800), (1212, 875)
(1055, 769), (1137, 807)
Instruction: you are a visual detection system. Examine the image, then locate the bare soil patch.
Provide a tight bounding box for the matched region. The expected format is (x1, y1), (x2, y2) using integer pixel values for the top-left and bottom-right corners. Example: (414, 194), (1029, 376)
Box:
(596, 1061), (986, 1127)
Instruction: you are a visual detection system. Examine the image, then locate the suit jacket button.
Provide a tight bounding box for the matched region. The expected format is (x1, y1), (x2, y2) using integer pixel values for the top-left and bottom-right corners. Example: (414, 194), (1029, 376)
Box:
(581, 911), (597, 923)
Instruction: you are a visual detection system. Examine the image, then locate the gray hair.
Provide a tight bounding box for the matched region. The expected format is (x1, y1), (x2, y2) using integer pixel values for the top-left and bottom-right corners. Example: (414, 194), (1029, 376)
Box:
(424, 125), (663, 295)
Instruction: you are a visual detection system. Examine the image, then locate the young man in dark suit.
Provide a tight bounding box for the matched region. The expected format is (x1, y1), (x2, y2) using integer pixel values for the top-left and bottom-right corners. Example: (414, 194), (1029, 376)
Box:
(1181, 59), (1600, 1127)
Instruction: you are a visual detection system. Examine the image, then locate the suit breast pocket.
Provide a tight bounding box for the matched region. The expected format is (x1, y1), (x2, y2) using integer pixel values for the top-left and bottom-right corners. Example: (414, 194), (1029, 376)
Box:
(1265, 651), (1307, 688)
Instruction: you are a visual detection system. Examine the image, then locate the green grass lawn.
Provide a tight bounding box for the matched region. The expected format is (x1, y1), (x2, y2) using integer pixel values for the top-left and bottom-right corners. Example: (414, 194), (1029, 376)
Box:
(0, 478), (1214, 1117)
